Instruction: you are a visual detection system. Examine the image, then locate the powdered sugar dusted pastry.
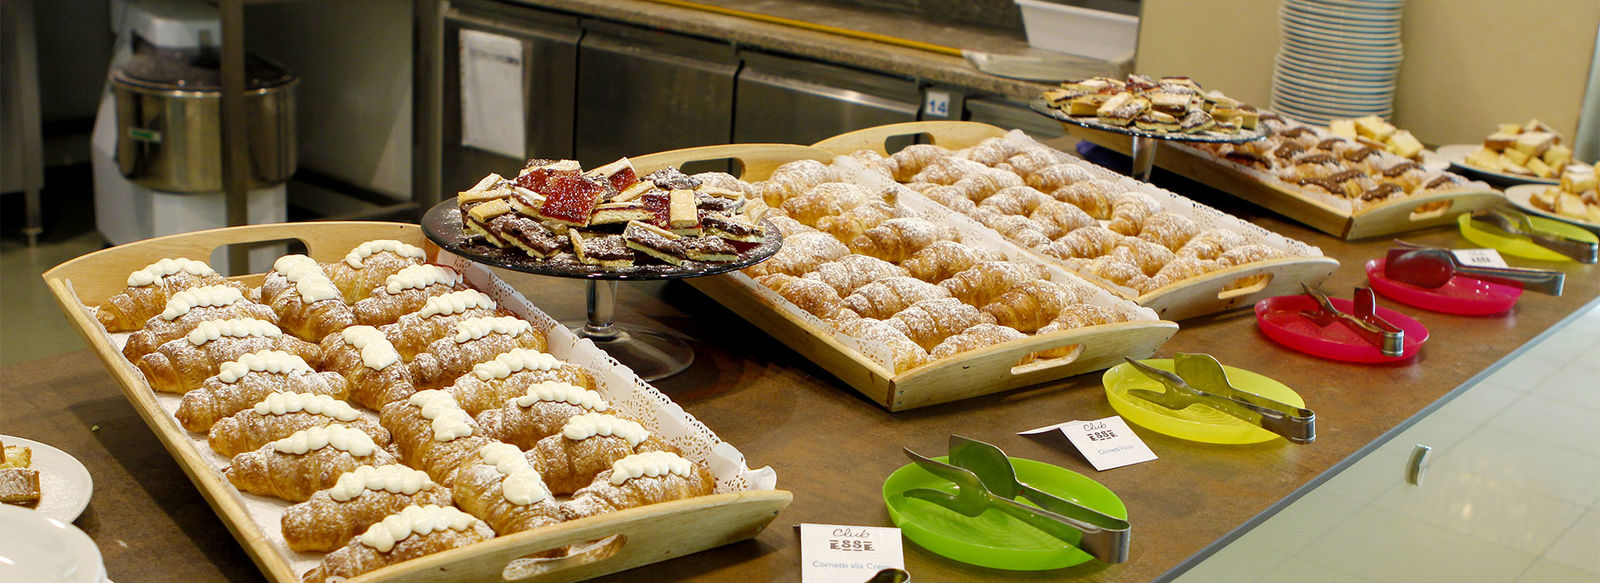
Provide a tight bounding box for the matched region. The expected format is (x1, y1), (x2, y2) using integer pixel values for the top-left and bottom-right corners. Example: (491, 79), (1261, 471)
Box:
(981, 280), (1081, 333)
(206, 392), (390, 458)
(378, 390), (494, 486)
(409, 316), (548, 389)
(830, 315), (929, 373)
(888, 298), (998, 351)
(842, 276), (951, 320)
(741, 230), (849, 278)
(524, 413), (674, 495)
(755, 273), (845, 320)
(451, 442), (563, 534)
(560, 451), (717, 521)
(320, 325), (417, 410)
(97, 258), (248, 332)
(929, 323), (1029, 361)
(802, 254), (909, 297)
(900, 241), (1005, 283)
(475, 381), (608, 448)
(351, 264), (463, 327)
(121, 285), (277, 361)
(323, 240), (428, 303)
(380, 290), (503, 360)
(174, 350), (349, 432)
(225, 425), (399, 502)
(280, 464), (452, 553)
(938, 261), (1046, 307)
(138, 318), (322, 393)
(261, 255), (356, 342)
(302, 504), (494, 583)
(443, 348), (597, 416)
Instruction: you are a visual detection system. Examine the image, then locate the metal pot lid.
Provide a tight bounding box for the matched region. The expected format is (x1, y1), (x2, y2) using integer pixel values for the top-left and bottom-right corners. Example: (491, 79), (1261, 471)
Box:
(115, 47), (294, 91)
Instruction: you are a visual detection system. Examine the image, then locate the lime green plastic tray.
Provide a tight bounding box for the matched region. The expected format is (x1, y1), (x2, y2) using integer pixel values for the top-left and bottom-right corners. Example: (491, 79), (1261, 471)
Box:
(1457, 212), (1598, 262)
(882, 456), (1127, 570)
(1102, 359), (1304, 445)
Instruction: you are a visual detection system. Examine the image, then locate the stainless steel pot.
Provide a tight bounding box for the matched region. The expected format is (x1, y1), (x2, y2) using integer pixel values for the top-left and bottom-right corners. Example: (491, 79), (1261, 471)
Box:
(112, 51), (297, 193)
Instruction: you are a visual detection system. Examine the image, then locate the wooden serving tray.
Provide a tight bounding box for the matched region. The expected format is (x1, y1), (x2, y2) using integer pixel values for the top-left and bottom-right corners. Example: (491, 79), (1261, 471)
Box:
(41, 221), (790, 583)
(814, 121), (1341, 321)
(633, 143), (1179, 411)
(1067, 127), (1506, 240)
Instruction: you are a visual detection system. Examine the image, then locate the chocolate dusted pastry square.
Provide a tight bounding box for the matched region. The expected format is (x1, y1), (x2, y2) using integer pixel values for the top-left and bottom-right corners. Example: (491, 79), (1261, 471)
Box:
(622, 221), (688, 265)
(570, 231), (635, 268)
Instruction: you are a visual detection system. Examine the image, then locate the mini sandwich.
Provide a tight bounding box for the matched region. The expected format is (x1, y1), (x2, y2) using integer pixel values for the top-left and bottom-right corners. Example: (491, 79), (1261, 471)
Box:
(621, 220), (687, 265)
(569, 230), (634, 268)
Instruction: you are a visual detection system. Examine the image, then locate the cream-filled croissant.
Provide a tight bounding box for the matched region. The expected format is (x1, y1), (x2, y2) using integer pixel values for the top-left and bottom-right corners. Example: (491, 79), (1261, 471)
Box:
(97, 258), (251, 332)
(559, 451), (716, 521)
(452, 442), (563, 535)
(139, 319), (322, 394)
(302, 504), (495, 583)
(174, 350), (348, 432)
(443, 349), (596, 416)
(280, 464), (453, 553)
(225, 425), (398, 502)
(206, 392), (390, 458)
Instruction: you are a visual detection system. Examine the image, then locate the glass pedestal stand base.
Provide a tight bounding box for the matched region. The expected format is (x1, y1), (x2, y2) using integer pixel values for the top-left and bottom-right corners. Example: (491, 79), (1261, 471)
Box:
(565, 279), (694, 381)
(1129, 135), (1159, 182)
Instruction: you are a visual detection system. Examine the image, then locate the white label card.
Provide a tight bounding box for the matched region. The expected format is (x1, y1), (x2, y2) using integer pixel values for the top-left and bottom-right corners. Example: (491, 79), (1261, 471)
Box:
(1020, 416), (1157, 471)
(799, 523), (905, 583)
(923, 90), (952, 118)
(1451, 248), (1509, 268)
(460, 30), (526, 159)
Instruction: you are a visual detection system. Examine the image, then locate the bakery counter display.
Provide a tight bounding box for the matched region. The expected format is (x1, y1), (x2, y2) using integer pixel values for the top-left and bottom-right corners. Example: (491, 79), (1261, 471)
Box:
(1503, 161), (1600, 234)
(41, 222), (789, 583)
(629, 140), (1179, 412)
(423, 150), (818, 381)
(1439, 119), (1578, 185)
(1033, 74), (1270, 181)
(1069, 110), (1502, 240)
(812, 121), (1339, 321)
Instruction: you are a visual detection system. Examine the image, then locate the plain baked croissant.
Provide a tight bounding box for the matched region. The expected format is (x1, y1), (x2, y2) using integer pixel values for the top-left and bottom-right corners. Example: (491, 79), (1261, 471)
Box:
(302, 505), (495, 583)
(280, 464), (454, 553)
(802, 254), (909, 297)
(755, 273), (845, 320)
(848, 217), (959, 263)
(842, 276), (952, 320)
(887, 298), (997, 351)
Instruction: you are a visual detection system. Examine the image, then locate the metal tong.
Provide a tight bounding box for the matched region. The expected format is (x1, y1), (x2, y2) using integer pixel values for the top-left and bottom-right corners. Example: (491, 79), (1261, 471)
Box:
(901, 445), (1131, 564)
(1387, 241), (1565, 296)
(1470, 207), (1598, 264)
(1123, 353), (1316, 444)
(1299, 283), (1406, 357)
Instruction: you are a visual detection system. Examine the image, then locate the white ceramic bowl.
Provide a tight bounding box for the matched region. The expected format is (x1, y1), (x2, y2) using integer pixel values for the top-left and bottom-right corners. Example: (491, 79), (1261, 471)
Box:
(0, 506), (106, 583)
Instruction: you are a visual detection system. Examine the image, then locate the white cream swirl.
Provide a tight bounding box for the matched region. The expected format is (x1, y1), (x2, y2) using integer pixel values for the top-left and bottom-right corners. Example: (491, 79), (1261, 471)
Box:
(356, 504), (477, 553)
(217, 350), (312, 383)
(452, 316), (531, 343)
(270, 425), (377, 457)
(509, 382), (606, 411)
(127, 258), (216, 286)
(344, 240), (425, 269)
(608, 451), (693, 486)
(186, 318), (282, 346)
(159, 285), (246, 320)
(561, 413), (648, 447)
(476, 443), (549, 505)
(329, 465), (435, 502)
(340, 326), (401, 371)
(384, 264), (460, 294)
(416, 290), (496, 319)
(251, 393), (359, 421)
(272, 255), (341, 303)
(471, 348), (562, 381)
(406, 390), (474, 442)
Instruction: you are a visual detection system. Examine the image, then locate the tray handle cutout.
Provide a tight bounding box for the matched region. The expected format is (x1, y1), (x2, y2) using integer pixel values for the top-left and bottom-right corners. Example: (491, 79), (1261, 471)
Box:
(631, 143), (838, 182)
(1408, 199), (1452, 222)
(503, 535), (627, 581)
(1217, 273), (1274, 300)
(812, 121), (1008, 156)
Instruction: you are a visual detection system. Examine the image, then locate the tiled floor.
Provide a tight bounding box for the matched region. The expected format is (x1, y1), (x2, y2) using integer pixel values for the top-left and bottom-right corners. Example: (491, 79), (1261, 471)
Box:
(1175, 305), (1600, 583)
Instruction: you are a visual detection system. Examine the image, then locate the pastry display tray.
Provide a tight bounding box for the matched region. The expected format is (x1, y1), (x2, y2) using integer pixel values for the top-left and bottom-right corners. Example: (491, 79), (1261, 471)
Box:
(814, 121), (1341, 321)
(1068, 127), (1505, 240)
(632, 143), (1179, 412)
(41, 221), (790, 583)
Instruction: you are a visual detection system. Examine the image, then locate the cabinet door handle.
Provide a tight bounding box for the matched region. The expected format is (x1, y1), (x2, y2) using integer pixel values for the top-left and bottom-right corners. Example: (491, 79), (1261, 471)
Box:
(1406, 444), (1432, 486)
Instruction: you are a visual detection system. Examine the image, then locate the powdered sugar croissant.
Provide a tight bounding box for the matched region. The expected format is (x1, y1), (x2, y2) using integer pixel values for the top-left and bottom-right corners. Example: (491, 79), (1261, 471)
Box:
(475, 382), (610, 448)
(351, 264), (464, 327)
(174, 351), (348, 432)
(452, 443), (564, 535)
(121, 285), (277, 361)
(938, 261), (1046, 307)
(281, 464), (453, 553)
(206, 392), (390, 458)
(900, 241), (1004, 283)
(981, 280), (1080, 333)
(444, 349), (598, 416)
(524, 412), (675, 495)
(97, 258), (251, 332)
(560, 451), (716, 521)
(409, 316), (548, 389)
(380, 289), (505, 361)
(842, 276), (951, 320)
(302, 505), (495, 583)
(225, 425), (399, 502)
(888, 298), (997, 351)
(322, 240), (429, 303)
(320, 326), (418, 410)
(138, 319), (322, 394)
(379, 390), (495, 486)
(848, 217), (959, 263)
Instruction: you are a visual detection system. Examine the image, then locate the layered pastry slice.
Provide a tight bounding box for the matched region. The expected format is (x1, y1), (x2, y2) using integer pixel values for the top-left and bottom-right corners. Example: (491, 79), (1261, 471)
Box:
(622, 221), (687, 265)
(569, 231), (634, 268)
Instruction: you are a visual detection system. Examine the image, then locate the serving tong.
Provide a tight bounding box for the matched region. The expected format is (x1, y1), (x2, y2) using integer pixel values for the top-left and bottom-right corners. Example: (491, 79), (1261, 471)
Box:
(1469, 207), (1598, 263)
(901, 436), (1131, 564)
(1123, 353), (1316, 444)
(1299, 282), (1406, 357)
(1386, 241), (1565, 296)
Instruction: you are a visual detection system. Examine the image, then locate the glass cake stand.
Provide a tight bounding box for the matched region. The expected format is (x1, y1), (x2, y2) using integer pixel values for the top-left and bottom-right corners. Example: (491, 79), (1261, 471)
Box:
(421, 200), (783, 381)
(1029, 97), (1269, 181)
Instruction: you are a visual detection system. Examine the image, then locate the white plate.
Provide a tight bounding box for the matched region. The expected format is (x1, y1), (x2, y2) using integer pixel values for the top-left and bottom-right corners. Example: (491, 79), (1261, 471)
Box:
(1418, 149), (1450, 172)
(1280, 11), (1403, 34)
(1282, 36), (1404, 59)
(1, 435), (93, 523)
(1274, 77), (1397, 100)
(1277, 49), (1404, 72)
(1437, 143), (1560, 185)
(0, 505), (106, 583)
(1504, 184), (1600, 232)
(1284, 0), (1403, 22)
(1280, 43), (1404, 65)
(1275, 53), (1401, 81)
(1280, 23), (1402, 45)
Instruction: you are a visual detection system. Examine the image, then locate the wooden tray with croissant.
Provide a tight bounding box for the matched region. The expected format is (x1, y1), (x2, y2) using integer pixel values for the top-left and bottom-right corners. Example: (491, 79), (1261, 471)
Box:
(812, 121), (1340, 321)
(42, 221), (789, 583)
(633, 144), (1179, 411)
(1064, 119), (1504, 240)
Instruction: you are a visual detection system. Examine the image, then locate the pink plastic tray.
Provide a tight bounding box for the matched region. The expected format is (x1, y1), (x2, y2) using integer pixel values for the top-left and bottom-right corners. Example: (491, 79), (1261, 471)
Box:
(1364, 258), (1521, 315)
(1255, 294), (1429, 363)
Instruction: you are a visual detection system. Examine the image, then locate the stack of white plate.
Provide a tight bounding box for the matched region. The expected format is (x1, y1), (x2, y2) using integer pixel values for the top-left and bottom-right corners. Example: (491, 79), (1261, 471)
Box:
(1273, 0), (1404, 125)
